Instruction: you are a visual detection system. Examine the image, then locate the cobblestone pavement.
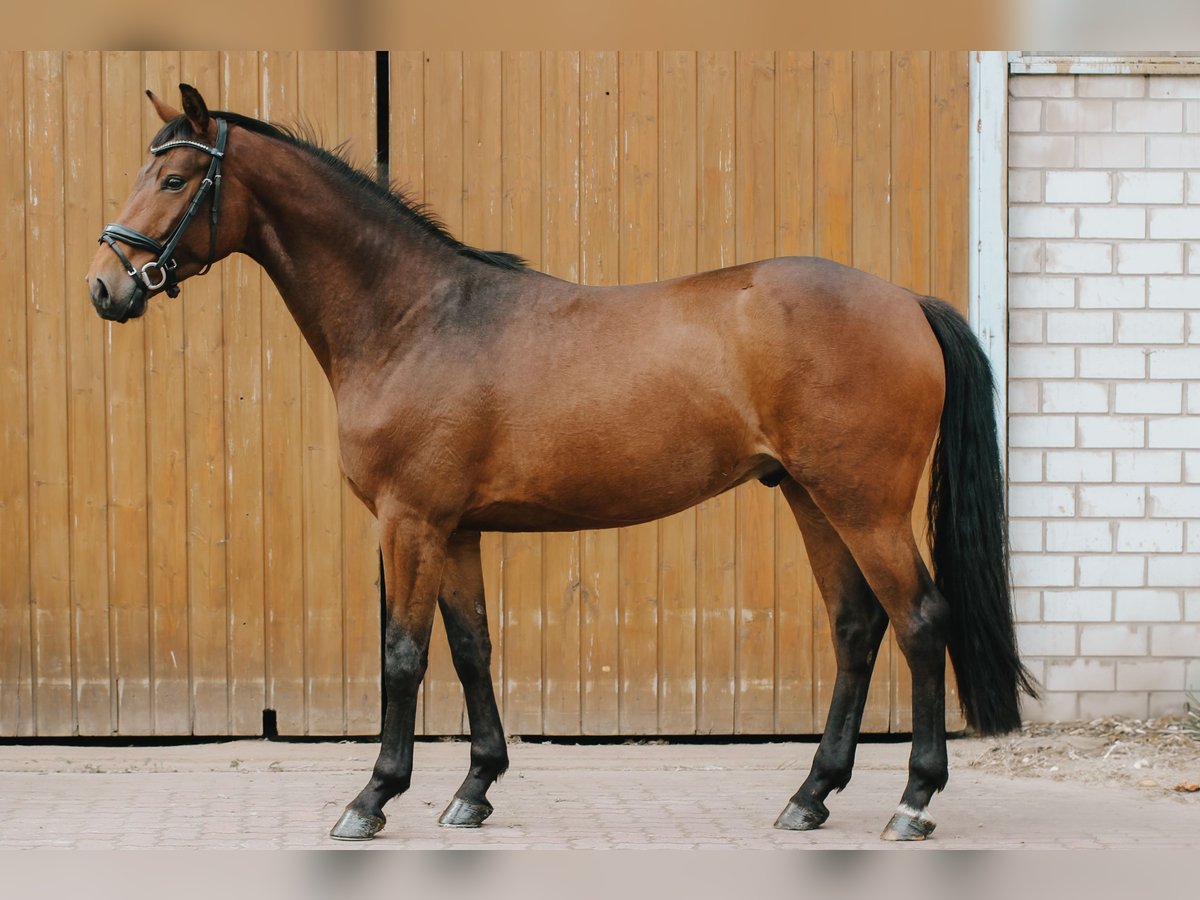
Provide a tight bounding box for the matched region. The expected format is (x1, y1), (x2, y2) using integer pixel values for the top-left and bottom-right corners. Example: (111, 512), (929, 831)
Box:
(0, 738), (1196, 849)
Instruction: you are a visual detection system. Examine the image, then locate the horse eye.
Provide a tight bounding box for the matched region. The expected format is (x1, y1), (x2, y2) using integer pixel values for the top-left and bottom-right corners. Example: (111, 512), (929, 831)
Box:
(161, 175), (186, 191)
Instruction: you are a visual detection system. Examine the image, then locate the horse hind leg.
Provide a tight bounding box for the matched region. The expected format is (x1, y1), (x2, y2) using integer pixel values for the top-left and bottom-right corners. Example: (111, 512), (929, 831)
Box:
(435, 531), (509, 828)
(774, 479), (889, 832)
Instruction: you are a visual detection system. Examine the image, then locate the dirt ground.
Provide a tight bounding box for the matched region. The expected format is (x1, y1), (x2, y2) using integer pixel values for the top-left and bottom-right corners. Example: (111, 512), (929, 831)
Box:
(964, 713), (1200, 796)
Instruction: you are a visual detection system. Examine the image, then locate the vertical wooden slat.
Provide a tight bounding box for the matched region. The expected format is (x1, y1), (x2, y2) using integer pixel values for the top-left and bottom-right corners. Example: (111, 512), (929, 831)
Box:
(774, 50), (817, 735)
(462, 51), (506, 725)
(179, 51), (227, 735)
(578, 50), (621, 736)
(102, 51), (153, 735)
(499, 50), (543, 735)
(617, 50), (659, 734)
(388, 49), (426, 734)
(852, 51), (895, 735)
(259, 50), (306, 736)
(422, 50), (466, 735)
(695, 50), (737, 735)
(540, 50), (583, 735)
(25, 52), (73, 735)
(810, 51), (854, 731)
(0, 51), (34, 737)
(657, 50), (698, 735)
(297, 50), (345, 735)
(220, 52), (267, 736)
(64, 50), (112, 735)
(337, 51), (382, 736)
(140, 51), (190, 736)
(733, 50), (776, 734)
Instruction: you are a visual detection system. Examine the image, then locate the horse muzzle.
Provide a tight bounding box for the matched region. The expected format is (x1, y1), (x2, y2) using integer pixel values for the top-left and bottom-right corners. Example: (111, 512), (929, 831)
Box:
(88, 271), (148, 323)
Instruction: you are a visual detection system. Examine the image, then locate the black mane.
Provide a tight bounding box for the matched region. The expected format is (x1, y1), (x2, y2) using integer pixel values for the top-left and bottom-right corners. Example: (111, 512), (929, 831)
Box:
(152, 112), (529, 272)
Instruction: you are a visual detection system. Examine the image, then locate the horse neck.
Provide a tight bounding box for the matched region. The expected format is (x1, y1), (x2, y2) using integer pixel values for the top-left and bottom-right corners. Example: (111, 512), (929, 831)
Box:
(231, 131), (461, 387)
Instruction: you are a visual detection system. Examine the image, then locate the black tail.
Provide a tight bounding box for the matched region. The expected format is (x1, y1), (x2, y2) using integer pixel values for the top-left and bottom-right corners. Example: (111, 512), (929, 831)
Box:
(918, 297), (1038, 736)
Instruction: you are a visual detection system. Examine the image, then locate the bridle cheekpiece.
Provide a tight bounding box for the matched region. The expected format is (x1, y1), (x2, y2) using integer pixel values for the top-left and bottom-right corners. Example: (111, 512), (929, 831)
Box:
(98, 117), (228, 298)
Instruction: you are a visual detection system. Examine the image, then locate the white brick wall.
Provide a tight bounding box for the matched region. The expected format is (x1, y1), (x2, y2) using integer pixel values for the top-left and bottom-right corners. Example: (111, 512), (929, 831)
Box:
(1007, 74), (1200, 722)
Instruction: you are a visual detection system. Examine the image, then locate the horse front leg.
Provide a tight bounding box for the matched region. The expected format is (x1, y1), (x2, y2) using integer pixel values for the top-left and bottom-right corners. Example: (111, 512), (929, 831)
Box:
(436, 530), (509, 827)
(330, 513), (448, 841)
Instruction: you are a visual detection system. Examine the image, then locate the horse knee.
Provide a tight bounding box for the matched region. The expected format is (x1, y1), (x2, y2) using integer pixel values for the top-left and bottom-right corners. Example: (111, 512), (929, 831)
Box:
(832, 605), (888, 671)
(383, 628), (428, 686)
(898, 592), (950, 661)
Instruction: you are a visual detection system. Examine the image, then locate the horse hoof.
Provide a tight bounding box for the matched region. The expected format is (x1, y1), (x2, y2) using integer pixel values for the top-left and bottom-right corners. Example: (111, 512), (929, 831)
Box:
(773, 800), (829, 831)
(438, 797), (493, 828)
(880, 807), (935, 842)
(329, 808), (386, 841)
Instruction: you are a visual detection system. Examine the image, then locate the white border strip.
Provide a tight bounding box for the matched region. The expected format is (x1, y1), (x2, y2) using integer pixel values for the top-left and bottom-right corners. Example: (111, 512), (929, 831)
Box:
(968, 51), (1009, 467)
(1010, 53), (1200, 76)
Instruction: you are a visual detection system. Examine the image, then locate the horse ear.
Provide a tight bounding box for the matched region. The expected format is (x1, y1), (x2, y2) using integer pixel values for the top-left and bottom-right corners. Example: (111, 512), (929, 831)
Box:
(178, 82), (210, 135)
(146, 89), (181, 124)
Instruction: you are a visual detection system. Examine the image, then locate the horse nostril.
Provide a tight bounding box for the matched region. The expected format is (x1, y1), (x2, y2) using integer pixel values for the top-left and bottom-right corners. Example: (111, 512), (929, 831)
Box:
(90, 276), (109, 307)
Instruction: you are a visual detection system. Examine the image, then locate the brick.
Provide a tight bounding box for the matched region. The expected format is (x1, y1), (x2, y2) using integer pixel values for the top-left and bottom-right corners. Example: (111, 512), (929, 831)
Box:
(1008, 449), (1043, 483)
(1009, 206), (1075, 238)
(1118, 244), (1183, 275)
(1029, 691), (1078, 721)
(1009, 170), (1042, 203)
(1008, 240), (1042, 274)
(1191, 321), (1200, 354)
(1118, 660), (1186, 691)
(1150, 623), (1200, 656)
(1149, 208), (1200, 239)
(1114, 100), (1183, 132)
(1044, 659), (1115, 692)
(1116, 521), (1184, 553)
(1009, 518), (1043, 551)
(1114, 381), (1183, 414)
(1190, 244), (1200, 275)
(1186, 451), (1200, 482)
(1045, 520), (1112, 551)
(1016, 623), (1077, 656)
(1078, 276), (1145, 309)
(1114, 450), (1181, 483)
(1078, 75), (1145, 98)
(1008, 413), (1075, 448)
(1044, 449), (1112, 481)
(1190, 523), (1200, 553)
(1078, 207), (1145, 239)
(1189, 172), (1200, 204)
(1190, 101), (1200, 133)
(1147, 485), (1200, 516)
(1115, 171), (1184, 204)
(1011, 347), (1075, 379)
(1115, 312), (1185, 345)
(1009, 76), (1075, 98)
(1150, 691), (1188, 717)
(1148, 77), (1200, 99)
(1077, 135), (1145, 168)
(1080, 348), (1142, 381)
(1009, 98), (1043, 132)
(1079, 485), (1145, 517)
(1045, 242), (1112, 274)
(1011, 555), (1075, 587)
(1009, 276), (1075, 309)
(1009, 483), (1076, 517)
(1147, 555), (1199, 587)
(1115, 590), (1182, 621)
(1046, 312), (1113, 345)
(1044, 99), (1113, 132)
(1147, 348), (1200, 379)
(1013, 588), (1042, 622)
(1148, 135), (1200, 167)
(1045, 171), (1111, 204)
(1079, 691), (1148, 719)
(1147, 276), (1196, 307)
(1186, 592), (1200, 621)
(1042, 383), (1109, 415)
(1008, 380), (1040, 414)
(1077, 415), (1144, 448)
(1079, 624), (1149, 656)
(1010, 135), (1075, 168)
(1078, 555), (1146, 587)
(1148, 417), (1200, 448)
(1009, 310), (1043, 344)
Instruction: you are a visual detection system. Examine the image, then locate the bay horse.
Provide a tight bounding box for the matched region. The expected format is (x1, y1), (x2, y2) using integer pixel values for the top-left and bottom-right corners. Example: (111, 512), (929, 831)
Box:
(86, 84), (1036, 842)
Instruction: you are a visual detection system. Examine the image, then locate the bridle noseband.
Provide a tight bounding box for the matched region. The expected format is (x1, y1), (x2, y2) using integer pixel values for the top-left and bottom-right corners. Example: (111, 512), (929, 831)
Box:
(99, 118), (228, 298)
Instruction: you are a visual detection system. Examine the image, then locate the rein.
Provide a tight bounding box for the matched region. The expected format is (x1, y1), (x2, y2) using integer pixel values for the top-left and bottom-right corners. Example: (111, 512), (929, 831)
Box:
(98, 118), (228, 298)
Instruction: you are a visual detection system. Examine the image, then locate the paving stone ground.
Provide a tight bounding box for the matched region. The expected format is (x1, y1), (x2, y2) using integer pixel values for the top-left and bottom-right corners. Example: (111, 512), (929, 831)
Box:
(0, 738), (1196, 849)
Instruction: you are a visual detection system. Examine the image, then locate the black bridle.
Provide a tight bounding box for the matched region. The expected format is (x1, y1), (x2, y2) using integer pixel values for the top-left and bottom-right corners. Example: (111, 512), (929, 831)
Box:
(98, 118), (228, 298)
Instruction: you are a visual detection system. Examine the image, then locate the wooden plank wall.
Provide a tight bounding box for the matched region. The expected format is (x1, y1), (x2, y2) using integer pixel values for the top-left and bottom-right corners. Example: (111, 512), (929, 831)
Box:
(393, 50), (970, 736)
(0, 49), (968, 737)
(0, 51), (380, 736)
